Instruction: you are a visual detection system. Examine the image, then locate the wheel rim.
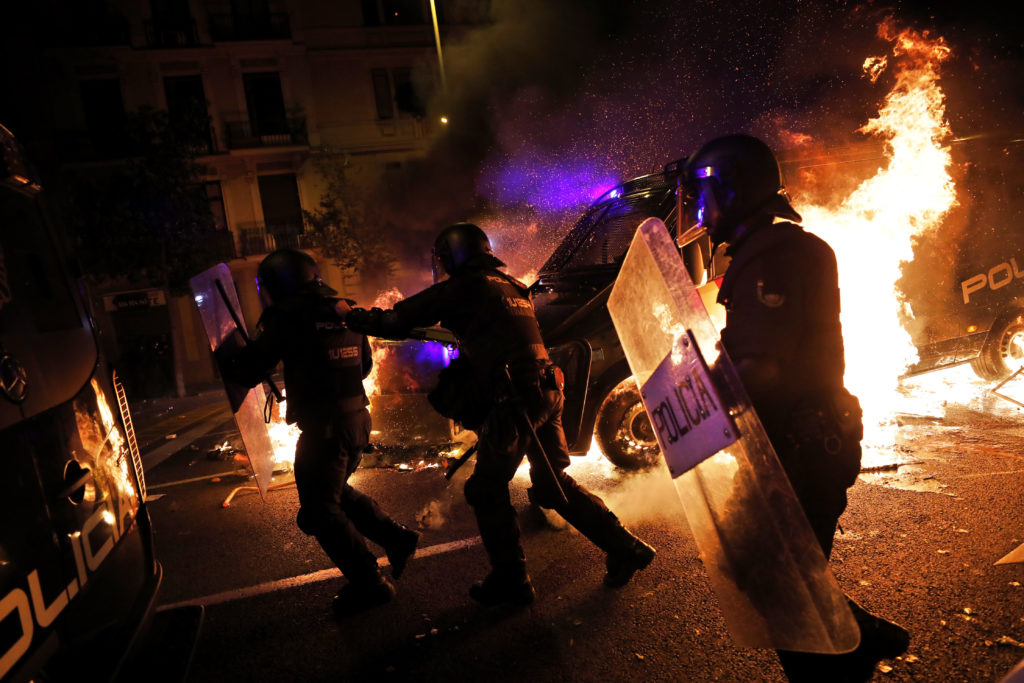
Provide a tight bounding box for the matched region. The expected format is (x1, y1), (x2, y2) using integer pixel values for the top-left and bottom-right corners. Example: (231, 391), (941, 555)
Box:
(1003, 323), (1024, 369)
(613, 401), (659, 456)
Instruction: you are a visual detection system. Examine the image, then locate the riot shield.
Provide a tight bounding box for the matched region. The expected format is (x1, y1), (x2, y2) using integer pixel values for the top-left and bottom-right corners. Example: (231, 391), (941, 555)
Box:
(189, 264), (275, 502)
(607, 218), (859, 653)
(996, 542), (1024, 565)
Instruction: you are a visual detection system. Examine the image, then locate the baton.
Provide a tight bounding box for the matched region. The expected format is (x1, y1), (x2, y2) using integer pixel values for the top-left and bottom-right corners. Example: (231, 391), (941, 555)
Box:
(215, 278), (284, 402)
(444, 443), (478, 480)
(502, 365), (568, 508)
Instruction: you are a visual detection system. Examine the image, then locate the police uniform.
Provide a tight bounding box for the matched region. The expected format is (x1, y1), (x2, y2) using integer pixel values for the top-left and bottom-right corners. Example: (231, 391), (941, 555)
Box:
(717, 222), (909, 681)
(348, 255), (653, 596)
(717, 221), (861, 557)
(229, 288), (415, 591)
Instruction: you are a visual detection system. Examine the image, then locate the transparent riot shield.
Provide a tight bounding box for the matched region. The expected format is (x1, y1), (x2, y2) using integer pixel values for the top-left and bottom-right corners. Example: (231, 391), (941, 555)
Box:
(189, 264), (275, 502)
(607, 218), (859, 653)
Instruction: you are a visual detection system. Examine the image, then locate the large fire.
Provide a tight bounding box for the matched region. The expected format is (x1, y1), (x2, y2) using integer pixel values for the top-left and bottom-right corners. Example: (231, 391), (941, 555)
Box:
(797, 20), (959, 465)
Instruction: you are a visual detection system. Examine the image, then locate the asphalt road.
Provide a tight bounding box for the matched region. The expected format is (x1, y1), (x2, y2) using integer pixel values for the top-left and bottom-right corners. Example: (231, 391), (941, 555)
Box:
(133, 374), (1024, 683)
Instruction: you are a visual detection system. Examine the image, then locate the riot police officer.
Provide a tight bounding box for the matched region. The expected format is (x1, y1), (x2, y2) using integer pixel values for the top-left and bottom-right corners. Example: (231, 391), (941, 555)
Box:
(344, 223), (655, 605)
(683, 134), (909, 680)
(219, 248), (419, 617)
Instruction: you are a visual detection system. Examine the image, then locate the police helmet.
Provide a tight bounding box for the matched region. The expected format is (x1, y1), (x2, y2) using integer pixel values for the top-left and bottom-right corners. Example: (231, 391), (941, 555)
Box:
(256, 248), (336, 305)
(683, 134), (801, 247)
(432, 223), (504, 277)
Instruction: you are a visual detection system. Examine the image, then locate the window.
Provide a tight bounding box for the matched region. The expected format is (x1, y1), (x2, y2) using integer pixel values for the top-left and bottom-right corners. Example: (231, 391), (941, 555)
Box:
(206, 182), (227, 231)
(243, 72), (287, 137)
(80, 78), (127, 154)
(371, 67), (426, 120)
(257, 174), (303, 236)
(371, 68), (394, 120)
(164, 75), (211, 151)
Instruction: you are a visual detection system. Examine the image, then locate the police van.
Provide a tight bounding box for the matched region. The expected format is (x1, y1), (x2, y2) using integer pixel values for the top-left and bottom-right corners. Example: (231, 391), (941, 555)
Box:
(779, 134), (1024, 381)
(533, 134), (1024, 470)
(0, 124), (199, 682)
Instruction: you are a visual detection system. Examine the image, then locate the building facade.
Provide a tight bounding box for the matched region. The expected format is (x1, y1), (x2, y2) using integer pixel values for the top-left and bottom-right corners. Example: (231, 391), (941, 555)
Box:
(6, 0), (477, 396)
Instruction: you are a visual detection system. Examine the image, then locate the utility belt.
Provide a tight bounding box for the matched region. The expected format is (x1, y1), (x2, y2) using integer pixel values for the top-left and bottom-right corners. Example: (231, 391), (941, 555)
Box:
(784, 388), (863, 489)
(786, 388), (863, 455)
(504, 358), (565, 395)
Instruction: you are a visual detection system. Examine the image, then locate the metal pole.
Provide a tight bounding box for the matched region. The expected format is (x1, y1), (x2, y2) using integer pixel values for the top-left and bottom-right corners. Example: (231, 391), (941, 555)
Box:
(428, 0), (448, 97)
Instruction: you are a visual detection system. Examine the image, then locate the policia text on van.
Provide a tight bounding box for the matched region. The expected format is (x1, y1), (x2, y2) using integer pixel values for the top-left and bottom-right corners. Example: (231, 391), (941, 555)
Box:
(0, 124), (201, 682)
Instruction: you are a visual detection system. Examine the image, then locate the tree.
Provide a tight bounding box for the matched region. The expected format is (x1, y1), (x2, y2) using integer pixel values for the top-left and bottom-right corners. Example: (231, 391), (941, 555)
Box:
(61, 106), (226, 293)
(302, 152), (397, 287)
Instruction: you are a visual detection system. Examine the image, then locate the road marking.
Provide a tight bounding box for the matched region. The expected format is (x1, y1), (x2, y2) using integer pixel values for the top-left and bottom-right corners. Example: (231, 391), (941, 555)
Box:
(141, 415), (233, 470)
(147, 471), (247, 490)
(156, 536), (483, 611)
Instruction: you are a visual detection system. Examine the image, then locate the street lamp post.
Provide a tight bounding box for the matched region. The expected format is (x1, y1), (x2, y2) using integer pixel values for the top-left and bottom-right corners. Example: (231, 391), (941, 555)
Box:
(428, 0), (448, 123)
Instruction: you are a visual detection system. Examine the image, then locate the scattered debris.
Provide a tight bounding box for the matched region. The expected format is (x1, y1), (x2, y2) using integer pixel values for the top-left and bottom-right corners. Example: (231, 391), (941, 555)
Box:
(877, 663), (893, 673)
(995, 636), (1024, 648)
(165, 434), (177, 440)
(937, 549), (951, 555)
(1010, 582), (1021, 587)
(634, 653), (645, 661)
(904, 654), (920, 663)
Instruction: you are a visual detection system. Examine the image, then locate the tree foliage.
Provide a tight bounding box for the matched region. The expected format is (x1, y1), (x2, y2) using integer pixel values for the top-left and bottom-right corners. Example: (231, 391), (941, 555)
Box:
(60, 106), (226, 293)
(301, 152), (396, 278)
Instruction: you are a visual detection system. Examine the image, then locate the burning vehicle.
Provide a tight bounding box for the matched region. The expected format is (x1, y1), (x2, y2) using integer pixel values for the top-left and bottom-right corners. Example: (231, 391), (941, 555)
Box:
(0, 124), (199, 682)
(781, 134), (1024, 382)
(530, 133), (1024, 471)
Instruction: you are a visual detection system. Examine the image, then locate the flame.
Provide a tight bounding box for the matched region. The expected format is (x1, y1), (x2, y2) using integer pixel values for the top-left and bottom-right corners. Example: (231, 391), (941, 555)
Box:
(363, 288), (406, 402)
(797, 20), (957, 464)
(266, 403), (302, 469)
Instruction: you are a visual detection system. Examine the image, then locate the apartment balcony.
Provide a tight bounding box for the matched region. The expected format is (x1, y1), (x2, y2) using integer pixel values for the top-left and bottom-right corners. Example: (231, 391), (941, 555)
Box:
(145, 18), (201, 48)
(209, 13), (290, 42)
(206, 229), (238, 262)
(237, 222), (309, 257)
(223, 117), (308, 150)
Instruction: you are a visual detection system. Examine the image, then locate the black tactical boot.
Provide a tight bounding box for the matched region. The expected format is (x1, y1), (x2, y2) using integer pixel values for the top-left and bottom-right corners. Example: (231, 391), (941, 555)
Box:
(332, 576), (396, 618)
(604, 538), (656, 588)
(386, 525), (421, 580)
(469, 573), (535, 606)
(849, 600), (910, 660)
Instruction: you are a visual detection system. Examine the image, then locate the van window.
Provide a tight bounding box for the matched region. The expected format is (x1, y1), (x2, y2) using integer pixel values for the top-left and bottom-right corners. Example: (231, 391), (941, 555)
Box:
(542, 188), (675, 274)
(0, 192), (81, 333)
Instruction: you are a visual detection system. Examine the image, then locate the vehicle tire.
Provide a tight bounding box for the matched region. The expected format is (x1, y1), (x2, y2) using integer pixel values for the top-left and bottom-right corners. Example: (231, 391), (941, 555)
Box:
(594, 379), (661, 470)
(970, 309), (1024, 381)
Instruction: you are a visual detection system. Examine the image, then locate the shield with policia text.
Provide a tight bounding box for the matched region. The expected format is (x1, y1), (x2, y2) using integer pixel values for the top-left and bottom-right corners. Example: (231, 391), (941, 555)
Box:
(189, 264), (276, 502)
(607, 218), (859, 653)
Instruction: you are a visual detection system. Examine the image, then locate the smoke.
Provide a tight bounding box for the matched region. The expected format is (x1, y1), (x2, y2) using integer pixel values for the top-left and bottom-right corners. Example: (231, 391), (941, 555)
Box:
(375, 1), (887, 275)
(371, 1), (1021, 306)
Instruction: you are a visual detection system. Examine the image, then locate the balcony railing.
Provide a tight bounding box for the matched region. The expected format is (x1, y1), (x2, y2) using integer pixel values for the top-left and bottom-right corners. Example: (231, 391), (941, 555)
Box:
(206, 229), (238, 262)
(145, 18), (200, 47)
(209, 13), (290, 41)
(237, 222), (309, 257)
(223, 117), (307, 149)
